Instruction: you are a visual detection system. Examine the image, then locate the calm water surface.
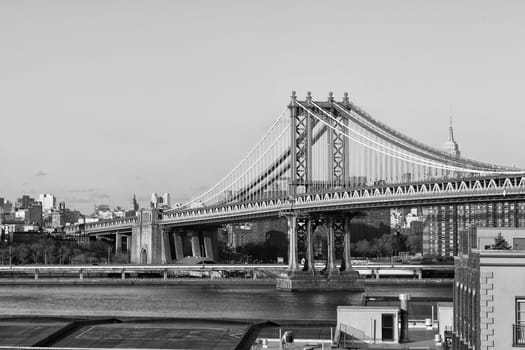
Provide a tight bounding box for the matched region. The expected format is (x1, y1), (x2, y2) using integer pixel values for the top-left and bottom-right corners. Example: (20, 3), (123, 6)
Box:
(0, 284), (451, 320)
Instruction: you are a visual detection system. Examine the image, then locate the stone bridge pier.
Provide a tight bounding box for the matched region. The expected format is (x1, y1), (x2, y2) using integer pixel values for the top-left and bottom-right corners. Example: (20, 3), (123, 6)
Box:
(166, 228), (218, 261)
(277, 210), (363, 291)
(130, 209), (218, 264)
(114, 232), (132, 255)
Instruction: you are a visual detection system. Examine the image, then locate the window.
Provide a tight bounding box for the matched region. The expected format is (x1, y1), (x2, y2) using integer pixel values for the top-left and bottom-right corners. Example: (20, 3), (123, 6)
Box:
(381, 313), (394, 341)
(514, 298), (525, 346)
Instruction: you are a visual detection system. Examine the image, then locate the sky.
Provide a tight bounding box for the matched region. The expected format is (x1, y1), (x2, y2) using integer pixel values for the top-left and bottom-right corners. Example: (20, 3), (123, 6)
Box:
(1, 0), (525, 213)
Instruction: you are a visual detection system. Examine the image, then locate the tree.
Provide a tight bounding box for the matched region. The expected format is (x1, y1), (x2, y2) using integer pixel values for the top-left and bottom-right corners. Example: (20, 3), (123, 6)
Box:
(374, 234), (394, 257)
(354, 240), (372, 257)
(405, 232), (422, 254)
(492, 233), (512, 250)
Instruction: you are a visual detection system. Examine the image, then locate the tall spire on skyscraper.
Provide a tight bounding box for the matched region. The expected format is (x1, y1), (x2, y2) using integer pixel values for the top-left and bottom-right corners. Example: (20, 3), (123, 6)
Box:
(448, 115), (455, 142)
(444, 114), (460, 158)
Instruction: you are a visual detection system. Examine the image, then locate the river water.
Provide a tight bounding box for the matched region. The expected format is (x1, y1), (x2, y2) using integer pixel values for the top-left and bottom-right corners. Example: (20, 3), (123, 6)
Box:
(0, 284), (451, 321)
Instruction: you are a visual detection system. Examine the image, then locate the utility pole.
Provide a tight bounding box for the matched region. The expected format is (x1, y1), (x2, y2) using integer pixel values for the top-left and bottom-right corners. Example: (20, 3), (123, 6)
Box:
(107, 246), (111, 264)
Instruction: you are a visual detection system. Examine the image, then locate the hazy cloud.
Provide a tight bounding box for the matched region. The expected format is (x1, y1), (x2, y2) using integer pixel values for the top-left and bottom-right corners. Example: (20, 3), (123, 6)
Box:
(67, 188), (97, 193)
(63, 196), (95, 204)
(89, 192), (110, 199)
(62, 191), (110, 207)
(64, 189), (109, 200)
(35, 170), (47, 177)
(189, 185), (209, 192)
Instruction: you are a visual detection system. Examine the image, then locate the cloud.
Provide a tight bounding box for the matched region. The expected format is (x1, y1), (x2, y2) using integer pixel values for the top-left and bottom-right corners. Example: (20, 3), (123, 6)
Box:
(189, 184), (209, 192)
(62, 191), (110, 205)
(65, 189), (110, 200)
(67, 188), (97, 193)
(63, 196), (95, 204)
(35, 170), (48, 177)
(89, 192), (110, 199)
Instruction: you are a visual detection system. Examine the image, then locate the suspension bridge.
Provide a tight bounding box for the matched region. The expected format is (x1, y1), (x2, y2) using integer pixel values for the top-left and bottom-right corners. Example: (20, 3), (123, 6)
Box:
(64, 91), (525, 288)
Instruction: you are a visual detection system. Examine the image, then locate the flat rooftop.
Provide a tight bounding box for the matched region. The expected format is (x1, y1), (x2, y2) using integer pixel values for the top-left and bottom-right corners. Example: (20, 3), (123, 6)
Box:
(0, 316), (442, 350)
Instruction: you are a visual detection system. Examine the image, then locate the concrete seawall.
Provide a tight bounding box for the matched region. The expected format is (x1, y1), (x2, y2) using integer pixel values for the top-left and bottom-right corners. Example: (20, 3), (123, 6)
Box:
(0, 277), (454, 286)
(0, 278), (277, 286)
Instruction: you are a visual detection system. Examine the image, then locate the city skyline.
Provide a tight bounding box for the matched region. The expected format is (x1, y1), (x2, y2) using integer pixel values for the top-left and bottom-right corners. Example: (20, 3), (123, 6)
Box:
(2, 1), (525, 213)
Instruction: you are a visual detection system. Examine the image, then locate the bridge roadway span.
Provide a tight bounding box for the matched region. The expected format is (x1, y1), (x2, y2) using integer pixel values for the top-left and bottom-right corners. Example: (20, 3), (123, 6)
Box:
(58, 175), (525, 269)
(163, 176), (525, 226)
(65, 175), (525, 233)
(0, 264), (454, 280)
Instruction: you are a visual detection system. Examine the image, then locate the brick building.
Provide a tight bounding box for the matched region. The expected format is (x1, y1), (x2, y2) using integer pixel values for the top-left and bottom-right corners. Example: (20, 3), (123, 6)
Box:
(423, 201), (525, 257)
(453, 227), (525, 349)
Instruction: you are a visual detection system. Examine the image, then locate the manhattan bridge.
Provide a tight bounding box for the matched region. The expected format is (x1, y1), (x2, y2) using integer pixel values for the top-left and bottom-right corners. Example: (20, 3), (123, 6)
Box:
(65, 91), (525, 274)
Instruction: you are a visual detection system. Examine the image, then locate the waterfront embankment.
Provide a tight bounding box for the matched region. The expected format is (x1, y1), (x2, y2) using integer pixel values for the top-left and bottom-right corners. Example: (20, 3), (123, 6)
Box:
(0, 277), (454, 286)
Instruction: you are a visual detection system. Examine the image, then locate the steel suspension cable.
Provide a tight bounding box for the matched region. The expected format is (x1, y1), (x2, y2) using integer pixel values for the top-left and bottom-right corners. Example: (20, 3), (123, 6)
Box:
(299, 102), (521, 175)
(307, 101), (525, 175)
(174, 108), (288, 209)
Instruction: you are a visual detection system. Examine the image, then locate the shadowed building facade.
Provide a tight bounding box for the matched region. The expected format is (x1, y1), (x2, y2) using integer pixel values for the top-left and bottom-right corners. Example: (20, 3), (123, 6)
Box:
(453, 227), (525, 350)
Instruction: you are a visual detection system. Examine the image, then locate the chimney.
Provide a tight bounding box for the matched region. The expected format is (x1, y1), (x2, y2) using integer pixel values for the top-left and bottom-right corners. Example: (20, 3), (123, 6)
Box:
(399, 293), (410, 342)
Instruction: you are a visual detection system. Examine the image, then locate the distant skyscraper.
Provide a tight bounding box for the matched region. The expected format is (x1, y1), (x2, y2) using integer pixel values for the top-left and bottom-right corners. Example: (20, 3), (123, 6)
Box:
(38, 194), (56, 211)
(130, 194), (139, 211)
(162, 193), (171, 209)
(150, 193), (159, 208)
(443, 116), (460, 158)
(16, 195), (36, 209)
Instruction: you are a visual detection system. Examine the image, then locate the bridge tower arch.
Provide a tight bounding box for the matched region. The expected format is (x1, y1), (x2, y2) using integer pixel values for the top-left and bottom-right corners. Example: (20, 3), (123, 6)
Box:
(140, 248), (147, 264)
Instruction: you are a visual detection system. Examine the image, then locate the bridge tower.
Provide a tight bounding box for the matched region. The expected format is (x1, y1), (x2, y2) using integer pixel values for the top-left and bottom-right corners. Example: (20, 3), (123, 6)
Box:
(131, 208), (171, 264)
(278, 91), (362, 291)
(288, 91), (350, 194)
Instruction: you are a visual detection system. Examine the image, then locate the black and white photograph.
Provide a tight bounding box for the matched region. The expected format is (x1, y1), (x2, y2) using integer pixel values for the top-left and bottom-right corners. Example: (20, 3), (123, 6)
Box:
(0, 1), (524, 349)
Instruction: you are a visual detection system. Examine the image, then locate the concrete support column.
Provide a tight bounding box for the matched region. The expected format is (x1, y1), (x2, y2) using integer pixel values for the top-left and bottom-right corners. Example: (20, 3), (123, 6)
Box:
(305, 218), (314, 273)
(343, 216), (352, 271)
(173, 231), (184, 261)
(163, 269), (168, 280)
(191, 232), (201, 257)
(79, 270), (83, 280)
(121, 269), (126, 280)
(203, 232), (214, 260)
(417, 270), (423, 280)
(34, 269), (38, 280)
(126, 236), (131, 253)
(115, 233), (122, 254)
(286, 213), (298, 271)
(326, 217), (336, 272)
(160, 228), (171, 264)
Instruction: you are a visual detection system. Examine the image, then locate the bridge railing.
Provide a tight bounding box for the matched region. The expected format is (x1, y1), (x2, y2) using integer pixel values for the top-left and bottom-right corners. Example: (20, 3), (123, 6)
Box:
(63, 217), (136, 234)
(160, 175), (525, 224)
